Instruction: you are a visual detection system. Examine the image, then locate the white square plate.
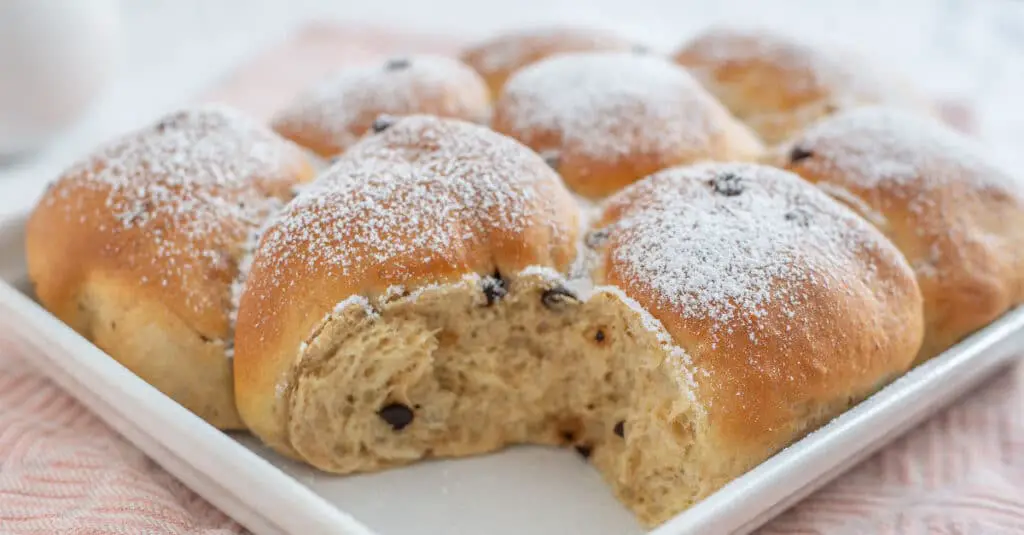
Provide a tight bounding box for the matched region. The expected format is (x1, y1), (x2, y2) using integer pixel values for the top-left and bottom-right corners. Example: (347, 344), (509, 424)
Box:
(2, 212), (1022, 535)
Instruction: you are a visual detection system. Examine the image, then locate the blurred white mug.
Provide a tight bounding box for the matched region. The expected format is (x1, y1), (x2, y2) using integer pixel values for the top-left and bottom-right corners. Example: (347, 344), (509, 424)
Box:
(0, 0), (120, 157)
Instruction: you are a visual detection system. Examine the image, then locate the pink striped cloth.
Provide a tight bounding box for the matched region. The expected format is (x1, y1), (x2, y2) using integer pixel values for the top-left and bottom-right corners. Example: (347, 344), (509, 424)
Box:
(2, 343), (1023, 534)
(0, 349), (243, 535)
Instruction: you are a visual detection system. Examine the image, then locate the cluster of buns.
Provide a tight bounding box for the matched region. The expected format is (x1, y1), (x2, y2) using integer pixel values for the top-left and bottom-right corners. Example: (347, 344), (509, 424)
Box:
(26, 25), (1024, 527)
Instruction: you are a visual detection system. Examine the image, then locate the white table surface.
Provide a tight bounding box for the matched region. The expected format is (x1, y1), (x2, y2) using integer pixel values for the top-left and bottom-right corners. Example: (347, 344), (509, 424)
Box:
(2, 0), (1023, 221)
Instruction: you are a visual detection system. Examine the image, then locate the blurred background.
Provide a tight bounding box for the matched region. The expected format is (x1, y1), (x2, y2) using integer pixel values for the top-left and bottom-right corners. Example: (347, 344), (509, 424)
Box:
(1, 0), (1022, 220)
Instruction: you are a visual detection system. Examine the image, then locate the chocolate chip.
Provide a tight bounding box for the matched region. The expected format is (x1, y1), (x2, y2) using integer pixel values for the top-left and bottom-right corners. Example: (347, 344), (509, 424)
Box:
(614, 420), (625, 438)
(789, 146), (814, 163)
(542, 151), (560, 170)
(541, 286), (579, 311)
(378, 403), (414, 430)
(482, 270), (508, 306)
(154, 110), (189, 133)
(155, 118), (173, 133)
(785, 208), (811, 227)
(585, 228), (610, 249)
(711, 172), (744, 196)
(346, 395), (355, 403)
(595, 329), (606, 343)
(385, 57), (411, 71)
(575, 444), (592, 459)
(371, 115), (396, 133)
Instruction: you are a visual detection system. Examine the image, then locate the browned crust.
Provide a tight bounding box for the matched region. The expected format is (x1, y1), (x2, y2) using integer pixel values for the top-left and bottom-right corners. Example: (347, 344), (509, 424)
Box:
(490, 55), (764, 199)
(460, 26), (638, 99)
(233, 116), (581, 449)
(776, 110), (1024, 361)
(271, 56), (491, 158)
(593, 164), (924, 457)
(25, 107), (314, 429)
(673, 27), (933, 144)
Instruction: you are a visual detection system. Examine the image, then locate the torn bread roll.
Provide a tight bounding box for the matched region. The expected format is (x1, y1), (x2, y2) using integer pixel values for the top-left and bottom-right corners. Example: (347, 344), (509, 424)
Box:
(233, 115), (922, 526)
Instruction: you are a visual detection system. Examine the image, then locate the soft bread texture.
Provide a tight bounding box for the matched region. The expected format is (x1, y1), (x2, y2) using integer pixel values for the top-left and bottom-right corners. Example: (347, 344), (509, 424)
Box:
(26, 106), (314, 429)
(234, 120), (923, 526)
(272, 55), (490, 158)
(492, 52), (764, 199)
(674, 27), (933, 145)
(460, 26), (639, 99)
(234, 115), (581, 455)
(775, 107), (1024, 361)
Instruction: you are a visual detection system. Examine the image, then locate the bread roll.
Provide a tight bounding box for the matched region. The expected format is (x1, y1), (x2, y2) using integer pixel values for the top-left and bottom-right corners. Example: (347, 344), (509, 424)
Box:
(271, 55), (490, 158)
(674, 27), (933, 145)
(234, 125), (922, 525)
(775, 107), (1024, 361)
(234, 115), (582, 456)
(26, 105), (314, 429)
(460, 26), (639, 98)
(492, 52), (763, 199)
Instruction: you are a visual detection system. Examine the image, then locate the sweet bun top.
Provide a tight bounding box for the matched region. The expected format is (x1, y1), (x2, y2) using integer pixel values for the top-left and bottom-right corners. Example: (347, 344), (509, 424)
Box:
(591, 162), (923, 456)
(27, 105), (314, 338)
(234, 115), (581, 448)
(492, 52), (764, 199)
(271, 55), (490, 158)
(674, 27), (932, 145)
(776, 107), (1024, 359)
(460, 26), (639, 98)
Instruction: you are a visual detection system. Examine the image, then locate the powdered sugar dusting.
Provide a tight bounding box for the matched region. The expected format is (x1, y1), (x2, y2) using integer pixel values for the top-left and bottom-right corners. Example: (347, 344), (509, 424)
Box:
(497, 52), (723, 159)
(332, 294), (378, 318)
(786, 107), (1024, 283)
(255, 115), (577, 300)
(463, 26), (634, 80)
(45, 105), (304, 331)
(791, 107), (1017, 193)
(680, 27), (919, 112)
(598, 163), (885, 341)
(272, 55), (489, 154)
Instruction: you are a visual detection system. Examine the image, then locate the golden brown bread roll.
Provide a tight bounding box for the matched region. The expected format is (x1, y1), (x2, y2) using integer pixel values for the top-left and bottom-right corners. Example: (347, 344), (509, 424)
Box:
(271, 55), (490, 158)
(585, 162), (921, 524)
(674, 27), (933, 145)
(775, 107), (1024, 361)
(460, 25), (640, 98)
(25, 105), (314, 429)
(233, 123), (922, 527)
(491, 52), (764, 199)
(234, 115), (582, 456)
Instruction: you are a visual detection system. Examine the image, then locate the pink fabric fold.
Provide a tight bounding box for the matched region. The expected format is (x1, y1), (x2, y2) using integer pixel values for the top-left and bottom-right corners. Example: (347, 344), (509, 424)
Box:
(764, 362), (1024, 535)
(0, 350), (242, 535)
